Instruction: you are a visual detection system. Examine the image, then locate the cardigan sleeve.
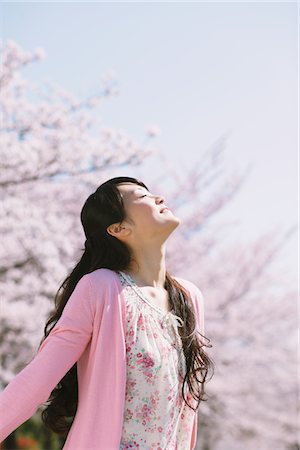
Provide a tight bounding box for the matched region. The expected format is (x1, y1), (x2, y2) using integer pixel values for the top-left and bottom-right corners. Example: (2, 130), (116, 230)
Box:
(0, 274), (95, 442)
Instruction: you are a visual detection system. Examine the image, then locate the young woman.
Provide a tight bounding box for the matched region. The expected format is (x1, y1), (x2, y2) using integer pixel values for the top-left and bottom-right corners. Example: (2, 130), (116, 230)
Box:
(0, 176), (214, 449)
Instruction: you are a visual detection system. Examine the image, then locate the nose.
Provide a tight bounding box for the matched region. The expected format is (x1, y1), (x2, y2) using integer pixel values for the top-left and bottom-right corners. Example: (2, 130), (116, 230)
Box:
(155, 194), (165, 204)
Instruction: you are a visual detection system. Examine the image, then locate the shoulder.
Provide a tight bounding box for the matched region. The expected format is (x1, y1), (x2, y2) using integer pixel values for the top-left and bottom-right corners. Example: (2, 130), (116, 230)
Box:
(172, 276), (204, 302)
(79, 268), (121, 301)
(172, 275), (205, 334)
(84, 268), (119, 285)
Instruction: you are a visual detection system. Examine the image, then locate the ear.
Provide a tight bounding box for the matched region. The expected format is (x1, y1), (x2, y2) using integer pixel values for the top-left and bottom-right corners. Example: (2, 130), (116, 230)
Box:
(106, 223), (130, 239)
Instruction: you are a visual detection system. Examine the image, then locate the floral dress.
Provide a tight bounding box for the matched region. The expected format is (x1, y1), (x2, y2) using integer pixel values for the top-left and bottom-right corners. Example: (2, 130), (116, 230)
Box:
(117, 271), (197, 450)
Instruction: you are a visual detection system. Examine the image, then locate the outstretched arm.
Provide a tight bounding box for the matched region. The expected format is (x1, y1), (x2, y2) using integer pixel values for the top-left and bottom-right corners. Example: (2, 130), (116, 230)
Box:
(0, 274), (95, 442)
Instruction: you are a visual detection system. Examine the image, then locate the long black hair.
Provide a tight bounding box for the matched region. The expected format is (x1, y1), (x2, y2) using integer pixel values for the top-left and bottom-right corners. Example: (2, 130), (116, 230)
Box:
(40, 176), (214, 435)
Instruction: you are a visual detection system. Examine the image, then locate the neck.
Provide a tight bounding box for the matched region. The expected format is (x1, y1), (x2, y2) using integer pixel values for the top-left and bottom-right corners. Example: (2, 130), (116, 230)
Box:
(126, 242), (167, 289)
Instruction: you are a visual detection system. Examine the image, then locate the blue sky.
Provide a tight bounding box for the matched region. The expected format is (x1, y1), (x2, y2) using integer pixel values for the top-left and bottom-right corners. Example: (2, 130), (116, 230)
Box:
(1, 1), (298, 282)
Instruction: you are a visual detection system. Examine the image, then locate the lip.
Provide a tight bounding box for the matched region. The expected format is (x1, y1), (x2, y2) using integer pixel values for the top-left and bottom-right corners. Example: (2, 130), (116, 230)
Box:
(160, 207), (170, 213)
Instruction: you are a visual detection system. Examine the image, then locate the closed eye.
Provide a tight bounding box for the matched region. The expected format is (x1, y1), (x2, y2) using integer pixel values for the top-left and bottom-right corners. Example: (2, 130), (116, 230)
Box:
(139, 194), (148, 198)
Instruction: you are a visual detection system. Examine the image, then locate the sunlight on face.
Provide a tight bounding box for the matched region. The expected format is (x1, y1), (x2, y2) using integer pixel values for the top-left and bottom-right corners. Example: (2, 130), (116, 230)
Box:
(117, 183), (181, 237)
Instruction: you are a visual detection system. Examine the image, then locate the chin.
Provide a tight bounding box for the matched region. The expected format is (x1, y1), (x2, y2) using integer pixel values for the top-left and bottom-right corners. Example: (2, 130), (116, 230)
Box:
(169, 216), (181, 230)
(172, 215), (181, 225)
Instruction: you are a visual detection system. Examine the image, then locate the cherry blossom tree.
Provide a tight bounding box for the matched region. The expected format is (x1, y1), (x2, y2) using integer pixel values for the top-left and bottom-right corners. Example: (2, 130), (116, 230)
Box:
(0, 39), (297, 450)
(186, 231), (297, 450)
(156, 153), (297, 449)
(0, 38), (158, 383)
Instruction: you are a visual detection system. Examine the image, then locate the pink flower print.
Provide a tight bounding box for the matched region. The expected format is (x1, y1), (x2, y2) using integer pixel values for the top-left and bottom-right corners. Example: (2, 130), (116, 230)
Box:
(129, 380), (136, 389)
(151, 443), (161, 450)
(144, 357), (154, 368)
(137, 313), (146, 330)
(137, 313), (144, 326)
(122, 441), (140, 449)
(175, 395), (181, 408)
(136, 401), (153, 425)
(158, 426), (163, 432)
(142, 403), (151, 417)
(143, 354), (154, 368)
(125, 408), (133, 420)
(136, 352), (154, 370)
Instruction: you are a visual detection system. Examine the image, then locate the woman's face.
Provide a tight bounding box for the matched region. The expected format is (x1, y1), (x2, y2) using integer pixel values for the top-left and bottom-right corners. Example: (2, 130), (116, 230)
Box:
(116, 182), (181, 241)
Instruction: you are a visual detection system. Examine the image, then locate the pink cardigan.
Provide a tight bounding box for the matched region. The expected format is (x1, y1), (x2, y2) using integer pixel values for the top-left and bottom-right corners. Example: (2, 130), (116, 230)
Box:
(0, 268), (205, 449)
